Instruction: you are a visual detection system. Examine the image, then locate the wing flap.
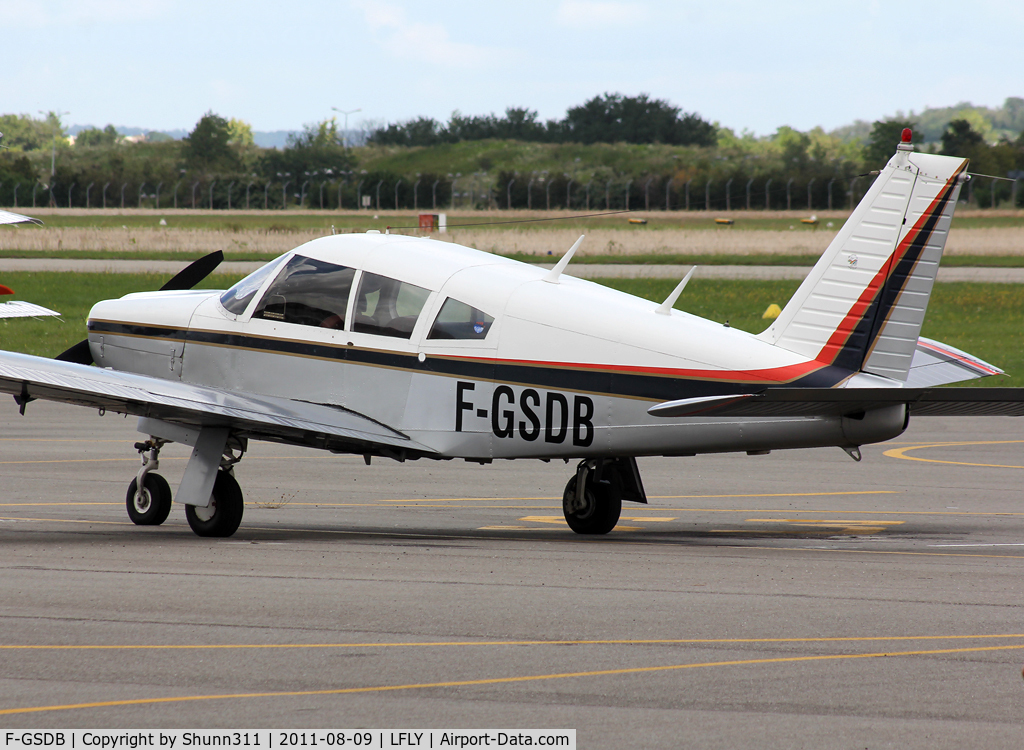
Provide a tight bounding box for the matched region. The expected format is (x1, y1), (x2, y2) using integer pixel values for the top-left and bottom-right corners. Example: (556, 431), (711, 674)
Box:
(0, 351), (437, 457)
(649, 387), (1024, 418)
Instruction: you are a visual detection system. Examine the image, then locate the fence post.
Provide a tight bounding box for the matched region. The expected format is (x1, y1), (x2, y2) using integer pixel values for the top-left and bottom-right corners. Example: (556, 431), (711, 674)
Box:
(665, 177), (673, 210)
(705, 179), (711, 211)
(827, 178), (834, 210)
(746, 178), (753, 210)
(765, 179), (772, 210)
(725, 178), (733, 211)
(786, 178), (794, 211)
(807, 178), (815, 210)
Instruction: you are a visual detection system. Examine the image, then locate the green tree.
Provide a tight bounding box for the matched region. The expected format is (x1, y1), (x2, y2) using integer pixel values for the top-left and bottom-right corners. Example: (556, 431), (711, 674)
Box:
(227, 118), (254, 148)
(259, 118), (355, 205)
(562, 93), (716, 146)
(940, 119), (985, 158)
(75, 125), (119, 148)
(0, 113), (59, 152)
(182, 111), (239, 173)
(863, 119), (917, 169)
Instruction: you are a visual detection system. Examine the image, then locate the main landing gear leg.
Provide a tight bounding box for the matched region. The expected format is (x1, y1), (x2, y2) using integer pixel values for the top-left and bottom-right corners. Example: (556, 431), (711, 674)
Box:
(562, 457), (648, 535)
(182, 429), (246, 538)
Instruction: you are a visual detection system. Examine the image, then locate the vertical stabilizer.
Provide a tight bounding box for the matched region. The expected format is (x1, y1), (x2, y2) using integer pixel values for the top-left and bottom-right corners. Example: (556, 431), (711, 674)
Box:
(758, 139), (967, 381)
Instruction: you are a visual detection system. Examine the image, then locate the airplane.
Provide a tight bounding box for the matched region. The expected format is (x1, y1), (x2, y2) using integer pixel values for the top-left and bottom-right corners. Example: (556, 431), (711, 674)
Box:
(0, 130), (1021, 538)
(0, 208), (61, 318)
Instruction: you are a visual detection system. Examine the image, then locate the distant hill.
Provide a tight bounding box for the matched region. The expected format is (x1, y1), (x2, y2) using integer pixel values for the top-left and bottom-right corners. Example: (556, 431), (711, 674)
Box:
(830, 97), (1024, 144)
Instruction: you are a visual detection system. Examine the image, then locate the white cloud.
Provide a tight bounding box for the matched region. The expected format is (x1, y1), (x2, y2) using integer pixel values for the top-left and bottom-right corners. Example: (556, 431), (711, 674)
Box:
(349, 0), (490, 66)
(556, 0), (647, 27)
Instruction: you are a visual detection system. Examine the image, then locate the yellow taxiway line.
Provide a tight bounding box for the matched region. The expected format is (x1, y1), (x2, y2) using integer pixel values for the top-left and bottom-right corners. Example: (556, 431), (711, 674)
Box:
(2, 639), (1023, 717)
(884, 440), (1024, 469)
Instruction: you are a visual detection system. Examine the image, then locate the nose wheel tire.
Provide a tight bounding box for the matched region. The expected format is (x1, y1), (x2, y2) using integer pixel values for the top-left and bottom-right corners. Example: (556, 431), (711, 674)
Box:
(126, 473), (172, 526)
(562, 474), (621, 535)
(185, 471), (244, 538)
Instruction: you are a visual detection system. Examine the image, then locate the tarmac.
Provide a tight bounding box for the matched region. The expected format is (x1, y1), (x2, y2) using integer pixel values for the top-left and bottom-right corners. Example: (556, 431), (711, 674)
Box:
(2, 258), (1023, 282)
(1, 402), (1023, 746)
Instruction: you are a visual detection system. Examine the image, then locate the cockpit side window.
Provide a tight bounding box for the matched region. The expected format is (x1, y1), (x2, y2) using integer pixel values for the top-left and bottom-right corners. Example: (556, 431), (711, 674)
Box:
(219, 254), (289, 316)
(252, 255), (355, 329)
(427, 297), (495, 340)
(352, 272), (430, 339)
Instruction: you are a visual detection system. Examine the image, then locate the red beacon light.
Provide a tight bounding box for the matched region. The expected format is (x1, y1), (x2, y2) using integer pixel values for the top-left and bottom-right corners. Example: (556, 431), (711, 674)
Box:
(901, 128), (912, 143)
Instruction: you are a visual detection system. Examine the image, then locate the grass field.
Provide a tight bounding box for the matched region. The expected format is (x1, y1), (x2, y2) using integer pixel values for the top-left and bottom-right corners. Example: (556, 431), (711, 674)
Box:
(1, 273), (1018, 387)
(9, 208), (1024, 232)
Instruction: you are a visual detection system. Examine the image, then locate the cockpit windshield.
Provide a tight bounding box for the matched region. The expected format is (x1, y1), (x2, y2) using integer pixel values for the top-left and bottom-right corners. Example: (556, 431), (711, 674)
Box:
(218, 254), (289, 316)
(252, 255), (355, 329)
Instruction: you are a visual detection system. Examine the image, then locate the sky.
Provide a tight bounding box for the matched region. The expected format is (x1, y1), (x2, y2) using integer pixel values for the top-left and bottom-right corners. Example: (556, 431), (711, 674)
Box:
(4, 0), (1022, 137)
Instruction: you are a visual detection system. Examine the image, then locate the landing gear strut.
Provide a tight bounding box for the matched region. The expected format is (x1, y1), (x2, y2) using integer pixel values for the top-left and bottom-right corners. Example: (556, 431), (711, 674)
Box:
(126, 439), (172, 525)
(125, 428), (247, 537)
(562, 457), (646, 535)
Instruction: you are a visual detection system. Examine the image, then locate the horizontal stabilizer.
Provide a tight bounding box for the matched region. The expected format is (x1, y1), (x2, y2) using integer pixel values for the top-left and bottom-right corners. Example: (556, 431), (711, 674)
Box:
(649, 387), (1024, 419)
(906, 337), (1002, 387)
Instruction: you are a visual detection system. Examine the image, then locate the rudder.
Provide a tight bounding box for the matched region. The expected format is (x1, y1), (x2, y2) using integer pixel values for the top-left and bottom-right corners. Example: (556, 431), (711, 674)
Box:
(758, 137), (968, 382)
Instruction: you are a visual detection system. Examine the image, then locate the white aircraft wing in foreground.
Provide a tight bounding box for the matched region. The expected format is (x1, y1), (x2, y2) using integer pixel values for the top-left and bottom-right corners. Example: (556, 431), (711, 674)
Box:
(0, 210), (60, 318)
(0, 208), (42, 226)
(0, 132), (1020, 537)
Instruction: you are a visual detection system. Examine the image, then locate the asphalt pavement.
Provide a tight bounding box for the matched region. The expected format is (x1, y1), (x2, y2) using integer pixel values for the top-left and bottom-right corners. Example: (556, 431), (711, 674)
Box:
(1, 403), (1023, 746)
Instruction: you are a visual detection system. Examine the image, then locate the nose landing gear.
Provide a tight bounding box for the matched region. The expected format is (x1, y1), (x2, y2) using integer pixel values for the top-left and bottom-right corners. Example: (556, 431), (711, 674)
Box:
(126, 439), (172, 525)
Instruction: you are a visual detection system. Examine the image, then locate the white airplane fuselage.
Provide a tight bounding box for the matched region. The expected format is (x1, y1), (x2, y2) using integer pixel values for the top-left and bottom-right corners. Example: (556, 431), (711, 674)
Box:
(87, 234), (905, 462)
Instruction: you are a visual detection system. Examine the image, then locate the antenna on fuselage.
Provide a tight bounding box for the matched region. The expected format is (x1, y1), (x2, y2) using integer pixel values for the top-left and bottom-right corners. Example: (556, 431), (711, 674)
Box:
(543, 234), (585, 284)
(655, 266), (697, 315)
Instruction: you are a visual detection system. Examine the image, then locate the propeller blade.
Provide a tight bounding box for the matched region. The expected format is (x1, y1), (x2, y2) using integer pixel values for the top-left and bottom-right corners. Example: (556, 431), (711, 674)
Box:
(55, 339), (94, 365)
(160, 250), (224, 291)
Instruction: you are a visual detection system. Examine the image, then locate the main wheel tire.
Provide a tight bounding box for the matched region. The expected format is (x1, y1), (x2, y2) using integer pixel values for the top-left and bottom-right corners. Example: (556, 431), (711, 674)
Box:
(126, 473), (173, 526)
(562, 475), (621, 535)
(185, 471), (244, 538)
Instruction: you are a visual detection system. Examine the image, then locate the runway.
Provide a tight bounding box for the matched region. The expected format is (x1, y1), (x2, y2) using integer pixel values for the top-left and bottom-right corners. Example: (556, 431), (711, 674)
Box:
(1, 403), (1023, 747)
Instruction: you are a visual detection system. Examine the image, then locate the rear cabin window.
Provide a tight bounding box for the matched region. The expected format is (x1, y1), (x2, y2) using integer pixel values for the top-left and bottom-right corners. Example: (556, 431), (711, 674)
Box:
(252, 255), (355, 329)
(352, 272), (430, 339)
(427, 298), (495, 340)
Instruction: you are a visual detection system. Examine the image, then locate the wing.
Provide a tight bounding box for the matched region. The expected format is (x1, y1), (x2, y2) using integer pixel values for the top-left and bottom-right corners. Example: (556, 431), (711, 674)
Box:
(0, 351), (437, 458)
(649, 387), (1024, 419)
(0, 208), (42, 226)
(0, 301), (61, 319)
